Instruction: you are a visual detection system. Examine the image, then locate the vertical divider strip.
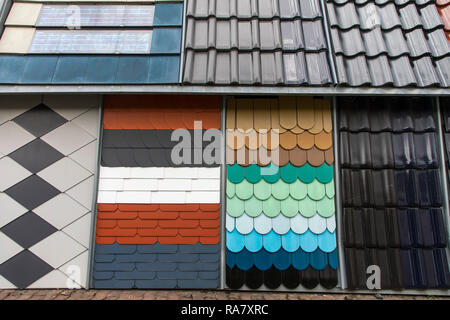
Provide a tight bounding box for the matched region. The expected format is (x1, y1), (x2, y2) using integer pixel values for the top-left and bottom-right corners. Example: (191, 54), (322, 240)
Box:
(86, 95), (104, 289)
(435, 97), (450, 271)
(332, 96), (347, 289)
(220, 96), (227, 289)
(178, 0), (188, 84)
(319, 0), (338, 85)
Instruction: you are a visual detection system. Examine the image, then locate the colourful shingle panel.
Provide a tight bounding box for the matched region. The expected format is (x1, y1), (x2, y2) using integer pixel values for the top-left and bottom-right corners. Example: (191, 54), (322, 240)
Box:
(226, 96), (338, 290)
(0, 95), (100, 289)
(183, 0), (333, 85)
(93, 95), (221, 289)
(326, 0), (450, 87)
(338, 96), (450, 290)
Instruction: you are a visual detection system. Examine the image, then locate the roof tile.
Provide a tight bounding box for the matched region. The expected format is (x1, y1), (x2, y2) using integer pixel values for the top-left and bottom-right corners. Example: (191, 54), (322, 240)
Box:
(327, 0), (450, 87)
(184, 0), (333, 85)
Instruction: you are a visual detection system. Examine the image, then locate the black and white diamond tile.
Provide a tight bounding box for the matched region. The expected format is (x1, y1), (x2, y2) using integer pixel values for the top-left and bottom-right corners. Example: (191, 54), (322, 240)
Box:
(0, 95), (101, 289)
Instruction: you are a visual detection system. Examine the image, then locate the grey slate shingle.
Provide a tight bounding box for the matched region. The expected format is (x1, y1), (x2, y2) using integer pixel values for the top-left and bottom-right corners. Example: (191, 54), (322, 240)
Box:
(93, 244), (220, 289)
(326, 0), (450, 87)
(183, 0), (333, 85)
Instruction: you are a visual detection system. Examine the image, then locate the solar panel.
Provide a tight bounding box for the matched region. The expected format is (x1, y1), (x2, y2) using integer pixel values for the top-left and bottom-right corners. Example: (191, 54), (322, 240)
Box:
(37, 4), (155, 27)
(29, 30), (153, 54)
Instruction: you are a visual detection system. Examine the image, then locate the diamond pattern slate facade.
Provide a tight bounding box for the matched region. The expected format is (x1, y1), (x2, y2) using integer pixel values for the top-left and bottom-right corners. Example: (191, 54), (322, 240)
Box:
(326, 0), (450, 87)
(183, 0), (333, 85)
(0, 95), (101, 289)
(339, 96), (450, 290)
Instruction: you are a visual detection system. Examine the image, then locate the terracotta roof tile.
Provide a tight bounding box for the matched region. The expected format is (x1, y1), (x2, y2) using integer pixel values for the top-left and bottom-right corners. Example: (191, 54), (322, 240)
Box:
(96, 203), (220, 245)
(103, 95), (221, 129)
(437, 0), (450, 40)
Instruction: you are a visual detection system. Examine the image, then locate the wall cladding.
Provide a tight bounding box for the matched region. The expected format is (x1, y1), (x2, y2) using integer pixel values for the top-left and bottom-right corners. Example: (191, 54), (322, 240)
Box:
(225, 97), (338, 290)
(92, 95), (222, 289)
(339, 96), (450, 290)
(0, 95), (101, 289)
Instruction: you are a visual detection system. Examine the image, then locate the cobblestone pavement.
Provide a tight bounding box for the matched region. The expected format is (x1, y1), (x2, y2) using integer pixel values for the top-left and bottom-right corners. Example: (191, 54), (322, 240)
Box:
(0, 290), (448, 300)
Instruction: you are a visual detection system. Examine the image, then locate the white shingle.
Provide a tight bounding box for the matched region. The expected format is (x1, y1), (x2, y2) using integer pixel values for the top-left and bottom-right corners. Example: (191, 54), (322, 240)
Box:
(158, 179), (192, 191)
(41, 122), (95, 156)
(44, 95), (99, 120)
(99, 166), (130, 179)
(59, 250), (89, 288)
(164, 167), (198, 179)
(116, 191), (151, 204)
(0, 156), (32, 191)
(0, 231), (23, 264)
(37, 157), (92, 192)
(98, 178), (124, 191)
(0, 122), (35, 155)
(68, 141), (98, 173)
(196, 167), (221, 179)
(151, 191), (186, 203)
(97, 191), (117, 203)
(123, 179), (158, 191)
(0, 193), (28, 228)
(29, 231), (85, 269)
(62, 214), (92, 248)
(130, 167), (164, 178)
(191, 178), (220, 191)
(185, 191), (220, 203)
(66, 176), (95, 209)
(34, 193), (89, 229)
(27, 270), (72, 289)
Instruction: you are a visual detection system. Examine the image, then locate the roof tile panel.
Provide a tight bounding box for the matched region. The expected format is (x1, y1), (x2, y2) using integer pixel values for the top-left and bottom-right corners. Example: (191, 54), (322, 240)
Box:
(184, 0), (333, 85)
(339, 96), (450, 290)
(327, 0), (450, 87)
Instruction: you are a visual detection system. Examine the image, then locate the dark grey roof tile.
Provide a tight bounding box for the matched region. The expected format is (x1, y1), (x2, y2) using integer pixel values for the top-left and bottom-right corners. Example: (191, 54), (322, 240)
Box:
(362, 28), (388, 56)
(384, 28), (410, 57)
(412, 56), (441, 87)
(390, 55), (417, 86)
(335, 55), (372, 86)
(302, 20), (328, 50)
(435, 57), (450, 87)
(281, 20), (304, 51)
(399, 3), (422, 30)
(184, 0), (332, 85)
(419, 4), (445, 30)
(299, 0), (323, 20)
(405, 28), (431, 57)
(327, 0), (450, 87)
(378, 3), (403, 29)
(427, 29), (450, 57)
(367, 55), (395, 86)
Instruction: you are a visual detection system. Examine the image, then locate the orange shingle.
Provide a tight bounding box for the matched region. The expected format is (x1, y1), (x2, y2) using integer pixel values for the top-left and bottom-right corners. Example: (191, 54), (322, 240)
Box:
(103, 95), (221, 129)
(96, 203), (220, 245)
